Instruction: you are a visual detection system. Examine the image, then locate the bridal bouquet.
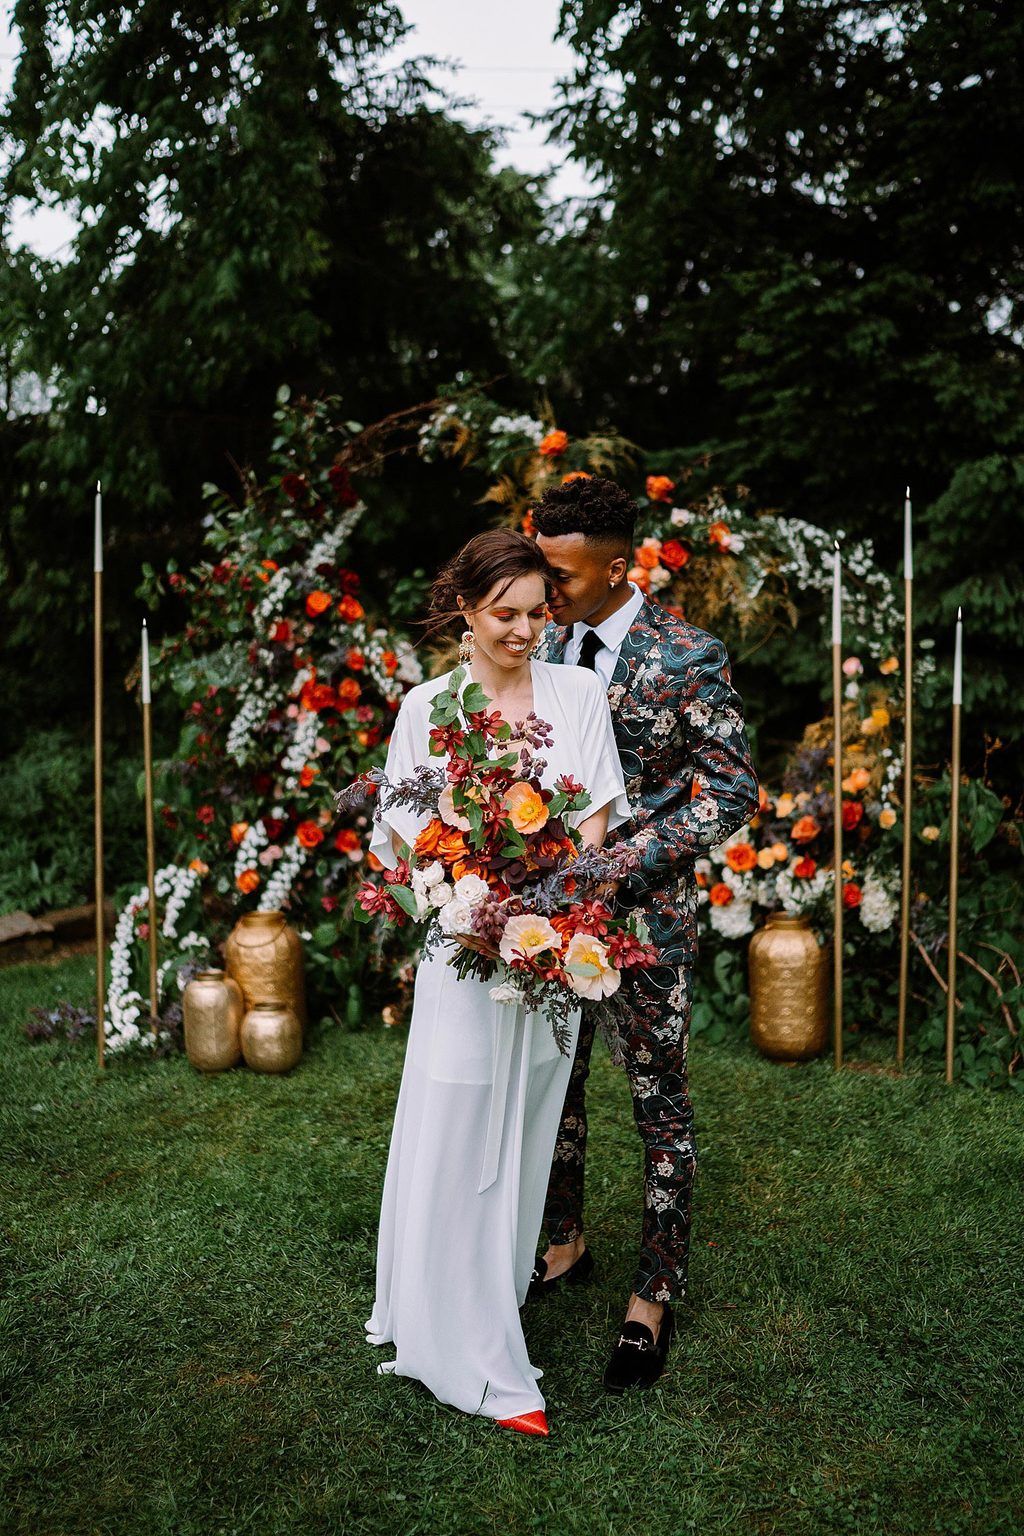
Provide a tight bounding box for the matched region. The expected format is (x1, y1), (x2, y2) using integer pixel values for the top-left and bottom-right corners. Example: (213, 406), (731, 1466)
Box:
(336, 667), (657, 1051)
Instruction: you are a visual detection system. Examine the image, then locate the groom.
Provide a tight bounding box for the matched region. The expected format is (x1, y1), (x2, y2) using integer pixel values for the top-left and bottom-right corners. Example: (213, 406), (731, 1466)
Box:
(531, 474), (758, 1392)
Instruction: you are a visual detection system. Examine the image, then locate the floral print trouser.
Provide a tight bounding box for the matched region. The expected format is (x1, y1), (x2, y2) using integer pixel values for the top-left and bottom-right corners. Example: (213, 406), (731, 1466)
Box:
(542, 963), (697, 1304)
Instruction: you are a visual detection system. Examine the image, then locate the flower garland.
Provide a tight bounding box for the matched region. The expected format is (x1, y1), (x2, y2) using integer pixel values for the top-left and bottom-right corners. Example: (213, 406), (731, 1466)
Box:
(106, 862), (210, 1052)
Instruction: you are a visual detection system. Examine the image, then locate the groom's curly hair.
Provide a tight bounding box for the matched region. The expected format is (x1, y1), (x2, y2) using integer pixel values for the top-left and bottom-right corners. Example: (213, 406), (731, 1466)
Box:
(531, 475), (637, 552)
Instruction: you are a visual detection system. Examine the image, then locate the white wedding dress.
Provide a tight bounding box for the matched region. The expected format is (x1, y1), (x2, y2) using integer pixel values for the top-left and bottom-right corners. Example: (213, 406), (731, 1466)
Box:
(364, 660), (630, 1420)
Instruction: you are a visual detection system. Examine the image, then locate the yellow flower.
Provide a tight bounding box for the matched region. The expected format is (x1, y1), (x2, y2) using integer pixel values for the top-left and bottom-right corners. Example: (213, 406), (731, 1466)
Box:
(921, 824), (941, 842)
(775, 793), (795, 819)
(871, 707), (891, 729)
(861, 715), (879, 737)
(879, 807), (897, 829)
(841, 859), (856, 880)
(842, 767), (872, 794)
(756, 847), (776, 870)
(771, 842), (790, 863)
(880, 656), (900, 675)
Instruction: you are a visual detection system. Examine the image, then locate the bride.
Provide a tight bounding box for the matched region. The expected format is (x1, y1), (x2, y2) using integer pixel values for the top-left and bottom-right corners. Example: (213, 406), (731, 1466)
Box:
(364, 528), (630, 1435)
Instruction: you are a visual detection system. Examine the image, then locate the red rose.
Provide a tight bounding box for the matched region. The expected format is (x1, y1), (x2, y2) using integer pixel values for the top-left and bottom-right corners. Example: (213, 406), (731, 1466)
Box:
(658, 539), (690, 571)
(328, 465), (359, 509)
(270, 620), (292, 644)
(793, 857), (817, 879)
(334, 828), (361, 853)
(281, 473), (308, 503)
(196, 805), (215, 825)
(842, 882), (862, 909)
(262, 816), (285, 840)
(841, 801), (864, 832)
(296, 821), (324, 850)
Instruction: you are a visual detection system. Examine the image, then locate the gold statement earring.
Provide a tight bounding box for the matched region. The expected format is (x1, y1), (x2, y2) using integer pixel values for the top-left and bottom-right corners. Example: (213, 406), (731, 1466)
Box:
(459, 628), (476, 664)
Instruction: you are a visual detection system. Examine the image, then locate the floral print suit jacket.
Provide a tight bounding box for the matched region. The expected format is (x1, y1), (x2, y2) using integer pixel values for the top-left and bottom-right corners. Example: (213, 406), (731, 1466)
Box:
(538, 600), (759, 965)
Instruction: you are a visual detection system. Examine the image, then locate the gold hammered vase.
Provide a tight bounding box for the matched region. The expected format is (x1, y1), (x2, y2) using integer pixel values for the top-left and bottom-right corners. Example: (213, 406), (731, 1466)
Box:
(182, 969), (244, 1073)
(748, 913), (828, 1062)
(224, 910), (307, 1029)
(240, 1001), (303, 1074)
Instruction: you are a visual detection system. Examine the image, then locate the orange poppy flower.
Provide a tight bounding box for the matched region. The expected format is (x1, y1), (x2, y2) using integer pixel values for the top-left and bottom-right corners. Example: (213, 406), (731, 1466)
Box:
(503, 781), (550, 835)
(538, 429), (568, 457)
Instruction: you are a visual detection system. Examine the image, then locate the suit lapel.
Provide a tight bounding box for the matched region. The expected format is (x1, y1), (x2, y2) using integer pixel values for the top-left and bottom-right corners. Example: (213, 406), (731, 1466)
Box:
(610, 599), (660, 699)
(540, 620), (569, 664)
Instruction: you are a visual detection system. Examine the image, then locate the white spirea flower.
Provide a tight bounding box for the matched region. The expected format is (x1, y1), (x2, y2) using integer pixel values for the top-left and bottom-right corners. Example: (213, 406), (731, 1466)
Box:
(709, 900), (755, 938)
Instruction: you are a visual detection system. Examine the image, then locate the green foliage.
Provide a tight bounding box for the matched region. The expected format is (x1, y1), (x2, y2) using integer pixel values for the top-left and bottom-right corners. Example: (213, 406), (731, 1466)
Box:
(0, 726), (143, 914)
(512, 0), (1024, 783)
(0, 0), (539, 754)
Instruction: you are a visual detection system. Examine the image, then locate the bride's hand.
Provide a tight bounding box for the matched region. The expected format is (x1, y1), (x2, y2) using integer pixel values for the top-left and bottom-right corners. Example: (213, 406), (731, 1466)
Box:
(458, 933), (500, 959)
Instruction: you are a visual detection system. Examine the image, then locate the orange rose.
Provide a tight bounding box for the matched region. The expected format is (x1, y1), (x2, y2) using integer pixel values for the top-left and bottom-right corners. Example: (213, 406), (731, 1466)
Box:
(334, 828), (360, 853)
(299, 765), (318, 788)
(538, 429), (568, 457)
(634, 541), (662, 570)
(561, 470), (591, 485)
(646, 474), (676, 503)
(437, 827), (469, 864)
(305, 589), (332, 618)
(230, 821), (249, 845)
(502, 781), (550, 835)
(336, 677), (362, 709)
(346, 648), (365, 671)
(382, 650), (398, 675)
(709, 882), (734, 906)
(296, 820), (324, 849)
(842, 767), (871, 794)
(414, 819), (446, 859)
(725, 842), (757, 872)
(337, 595), (364, 622)
(627, 565), (651, 593)
(188, 857), (209, 876)
(300, 678), (336, 713)
(791, 815), (821, 843)
(708, 520), (732, 549)
(236, 869), (260, 894)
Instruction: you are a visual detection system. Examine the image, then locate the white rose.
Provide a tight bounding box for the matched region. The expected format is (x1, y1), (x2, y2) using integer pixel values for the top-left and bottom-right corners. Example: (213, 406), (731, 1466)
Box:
(418, 861), (444, 889)
(453, 873), (489, 907)
(489, 983), (525, 1006)
(670, 507), (692, 526)
(429, 882), (453, 909)
(438, 899), (473, 937)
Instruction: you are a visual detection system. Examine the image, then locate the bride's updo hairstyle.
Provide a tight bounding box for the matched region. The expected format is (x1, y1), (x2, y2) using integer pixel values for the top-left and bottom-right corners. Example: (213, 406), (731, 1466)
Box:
(425, 528), (555, 639)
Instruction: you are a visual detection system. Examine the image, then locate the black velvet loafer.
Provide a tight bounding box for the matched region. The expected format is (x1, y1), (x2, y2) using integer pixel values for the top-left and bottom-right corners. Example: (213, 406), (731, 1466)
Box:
(527, 1245), (595, 1300)
(602, 1303), (675, 1393)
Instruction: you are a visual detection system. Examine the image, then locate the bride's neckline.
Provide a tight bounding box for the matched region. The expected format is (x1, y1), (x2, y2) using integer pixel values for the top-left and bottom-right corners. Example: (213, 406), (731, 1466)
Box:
(464, 657), (536, 723)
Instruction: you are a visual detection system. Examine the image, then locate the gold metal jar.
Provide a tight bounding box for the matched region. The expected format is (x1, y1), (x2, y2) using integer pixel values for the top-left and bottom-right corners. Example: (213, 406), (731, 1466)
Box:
(748, 913), (828, 1061)
(182, 968), (244, 1073)
(224, 910), (307, 1029)
(240, 1001), (302, 1074)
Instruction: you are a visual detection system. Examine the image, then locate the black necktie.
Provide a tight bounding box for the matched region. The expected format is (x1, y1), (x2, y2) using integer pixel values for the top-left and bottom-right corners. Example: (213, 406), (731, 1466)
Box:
(577, 628), (602, 671)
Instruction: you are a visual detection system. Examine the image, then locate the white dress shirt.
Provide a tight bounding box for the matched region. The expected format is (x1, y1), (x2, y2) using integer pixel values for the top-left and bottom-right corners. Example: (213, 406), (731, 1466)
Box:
(563, 582), (646, 688)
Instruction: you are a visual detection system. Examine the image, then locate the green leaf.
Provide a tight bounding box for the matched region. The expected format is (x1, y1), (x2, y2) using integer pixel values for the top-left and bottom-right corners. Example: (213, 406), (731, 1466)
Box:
(390, 884), (421, 919)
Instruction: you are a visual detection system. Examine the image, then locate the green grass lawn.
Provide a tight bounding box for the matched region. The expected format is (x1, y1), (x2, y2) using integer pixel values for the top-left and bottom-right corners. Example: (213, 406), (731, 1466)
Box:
(2, 955), (1021, 1536)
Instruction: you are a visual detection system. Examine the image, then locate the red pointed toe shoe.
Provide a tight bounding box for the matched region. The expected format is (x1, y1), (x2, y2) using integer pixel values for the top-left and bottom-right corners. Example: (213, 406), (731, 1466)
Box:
(496, 1410), (549, 1436)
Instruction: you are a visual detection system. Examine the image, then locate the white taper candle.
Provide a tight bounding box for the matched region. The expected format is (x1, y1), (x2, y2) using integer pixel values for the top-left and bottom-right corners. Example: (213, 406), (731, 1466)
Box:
(141, 619), (151, 704)
(94, 481), (103, 573)
(952, 606), (963, 706)
(831, 540), (842, 645)
(904, 486), (913, 581)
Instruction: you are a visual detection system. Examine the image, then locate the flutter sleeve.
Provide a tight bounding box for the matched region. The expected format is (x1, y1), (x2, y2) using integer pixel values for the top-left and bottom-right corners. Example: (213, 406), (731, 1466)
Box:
(367, 692), (429, 870)
(575, 671), (632, 832)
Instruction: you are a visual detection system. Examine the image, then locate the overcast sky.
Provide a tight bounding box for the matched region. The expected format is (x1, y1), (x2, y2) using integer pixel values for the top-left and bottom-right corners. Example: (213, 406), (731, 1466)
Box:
(0, 0), (589, 262)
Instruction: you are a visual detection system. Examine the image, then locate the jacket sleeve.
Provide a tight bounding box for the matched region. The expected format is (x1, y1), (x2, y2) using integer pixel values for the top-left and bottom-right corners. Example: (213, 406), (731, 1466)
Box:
(617, 635), (759, 888)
